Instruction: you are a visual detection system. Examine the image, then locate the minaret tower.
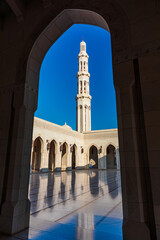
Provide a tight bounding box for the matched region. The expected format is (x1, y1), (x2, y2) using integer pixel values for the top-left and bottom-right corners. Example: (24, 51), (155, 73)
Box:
(76, 40), (92, 132)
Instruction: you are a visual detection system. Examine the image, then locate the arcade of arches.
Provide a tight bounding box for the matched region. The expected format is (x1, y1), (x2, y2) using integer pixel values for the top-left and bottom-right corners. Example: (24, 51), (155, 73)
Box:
(0, 2), (160, 240)
(31, 117), (120, 172)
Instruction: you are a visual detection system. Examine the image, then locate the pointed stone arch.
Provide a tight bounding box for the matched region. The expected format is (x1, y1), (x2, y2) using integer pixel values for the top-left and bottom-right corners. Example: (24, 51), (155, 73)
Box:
(106, 144), (116, 169)
(0, 4), (156, 239)
(48, 139), (58, 171)
(89, 145), (98, 169)
(71, 144), (77, 170)
(32, 137), (44, 171)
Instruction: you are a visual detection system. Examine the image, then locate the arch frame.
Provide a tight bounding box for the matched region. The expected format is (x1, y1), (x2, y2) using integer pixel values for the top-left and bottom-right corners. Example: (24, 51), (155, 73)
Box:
(106, 143), (117, 170)
(88, 143), (99, 152)
(89, 144), (99, 169)
(33, 135), (45, 146)
(48, 139), (58, 171)
(26, 9), (111, 112)
(32, 136), (44, 171)
(105, 142), (118, 150)
(0, 5), (155, 239)
(49, 139), (58, 154)
(71, 144), (77, 170)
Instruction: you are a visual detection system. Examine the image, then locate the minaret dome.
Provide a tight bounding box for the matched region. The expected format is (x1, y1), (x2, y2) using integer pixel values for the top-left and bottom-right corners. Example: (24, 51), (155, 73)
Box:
(80, 40), (86, 52)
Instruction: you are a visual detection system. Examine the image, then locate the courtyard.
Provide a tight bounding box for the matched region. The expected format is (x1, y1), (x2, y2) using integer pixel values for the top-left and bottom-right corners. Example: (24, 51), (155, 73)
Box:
(0, 170), (122, 240)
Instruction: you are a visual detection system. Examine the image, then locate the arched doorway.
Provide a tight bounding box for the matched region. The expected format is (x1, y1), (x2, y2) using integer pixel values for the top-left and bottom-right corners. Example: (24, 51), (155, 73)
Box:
(71, 144), (76, 169)
(89, 145), (98, 169)
(1, 7), (156, 238)
(61, 142), (68, 171)
(48, 140), (57, 171)
(106, 144), (116, 169)
(32, 137), (42, 171)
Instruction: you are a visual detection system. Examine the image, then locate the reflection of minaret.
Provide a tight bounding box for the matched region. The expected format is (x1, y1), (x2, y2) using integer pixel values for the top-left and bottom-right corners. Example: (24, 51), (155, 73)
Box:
(76, 40), (92, 132)
(76, 213), (94, 239)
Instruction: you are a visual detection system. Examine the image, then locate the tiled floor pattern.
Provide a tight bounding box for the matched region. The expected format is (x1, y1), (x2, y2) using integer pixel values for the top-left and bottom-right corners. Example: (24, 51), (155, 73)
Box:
(0, 170), (123, 240)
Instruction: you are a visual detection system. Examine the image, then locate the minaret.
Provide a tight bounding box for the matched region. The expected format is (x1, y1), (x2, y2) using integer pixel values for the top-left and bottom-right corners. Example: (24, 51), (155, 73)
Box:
(76, 40), (92, 132)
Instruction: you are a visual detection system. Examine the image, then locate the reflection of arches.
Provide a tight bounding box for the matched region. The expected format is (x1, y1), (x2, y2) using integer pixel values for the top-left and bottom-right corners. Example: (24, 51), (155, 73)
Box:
(71, 171), (76, 200)
(106, 144), (117, 169)
(48, 140), (57, 171)
(89, 171), (99, 196)
(61, 142), (68, 171)
(32, 137), (43, 171)
(107, 170), (118, 199)
(71, 144), (77, 170)
(89, 145), (98, 169)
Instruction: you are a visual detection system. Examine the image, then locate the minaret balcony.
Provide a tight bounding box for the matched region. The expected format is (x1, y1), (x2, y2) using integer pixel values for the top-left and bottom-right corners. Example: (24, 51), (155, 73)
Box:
(78, 53), (89, 58)
(76, 94), (92, 100)
(77, 72), (90, 77)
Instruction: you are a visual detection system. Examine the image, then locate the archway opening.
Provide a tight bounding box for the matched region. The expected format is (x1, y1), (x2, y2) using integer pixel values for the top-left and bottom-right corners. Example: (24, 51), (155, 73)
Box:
(89, 145), (98, 169)
(25, 8), (121, 239)
(0, 5), (155, 239)
(106, 144), (117, 169)
(71, 144), (76, 169)
(32, 137), (42, 171)
(48, 140), (56, 171)
(61, 142), (68, 171)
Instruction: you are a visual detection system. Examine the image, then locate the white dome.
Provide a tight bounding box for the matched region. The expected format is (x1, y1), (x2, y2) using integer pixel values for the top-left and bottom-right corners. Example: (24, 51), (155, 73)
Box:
(80, 40), (86, 52)
(62, 122), (72, 130)
(80, 40), (86, 44)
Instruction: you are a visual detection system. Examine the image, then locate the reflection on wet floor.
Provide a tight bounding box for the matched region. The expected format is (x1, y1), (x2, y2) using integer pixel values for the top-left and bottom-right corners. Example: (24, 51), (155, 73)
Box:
(0, 170), (123, 240)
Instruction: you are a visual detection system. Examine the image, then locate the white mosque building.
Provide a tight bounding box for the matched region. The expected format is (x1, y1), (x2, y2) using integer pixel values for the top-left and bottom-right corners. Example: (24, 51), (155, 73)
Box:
(31, 40), (120, 172)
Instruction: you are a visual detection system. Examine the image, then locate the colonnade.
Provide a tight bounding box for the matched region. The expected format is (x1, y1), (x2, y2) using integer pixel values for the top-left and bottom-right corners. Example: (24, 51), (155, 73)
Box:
(30, 137), (120, 172)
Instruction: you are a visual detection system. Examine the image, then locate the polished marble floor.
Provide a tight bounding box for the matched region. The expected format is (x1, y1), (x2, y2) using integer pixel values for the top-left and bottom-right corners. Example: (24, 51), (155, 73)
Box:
(0, 170), (123, 240)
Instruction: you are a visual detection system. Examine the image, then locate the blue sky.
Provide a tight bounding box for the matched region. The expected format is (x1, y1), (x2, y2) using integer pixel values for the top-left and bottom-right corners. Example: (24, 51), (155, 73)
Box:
(35, 24), (117, 130)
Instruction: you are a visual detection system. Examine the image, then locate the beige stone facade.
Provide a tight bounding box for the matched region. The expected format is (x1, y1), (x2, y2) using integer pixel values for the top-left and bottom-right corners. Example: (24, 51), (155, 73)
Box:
(31, 117), (119, 172)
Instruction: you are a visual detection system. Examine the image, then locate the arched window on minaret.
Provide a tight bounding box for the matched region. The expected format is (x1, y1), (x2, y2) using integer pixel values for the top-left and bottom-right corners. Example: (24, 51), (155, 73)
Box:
(80, 61), (82, 71)
(80, 81), (82, 93)
(84, 81), (86, 93)
(84, 62), (85, 71)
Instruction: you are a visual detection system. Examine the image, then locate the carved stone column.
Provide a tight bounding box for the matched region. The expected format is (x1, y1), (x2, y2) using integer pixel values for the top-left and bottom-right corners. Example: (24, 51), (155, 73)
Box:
(66, 146), (72, 171)
(114, 60), (153, 240)
(0, 84), (35, 234)
(40, 141), (49, 172)
(138, 53), (160, 239)
(54, 142), (61, 172)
